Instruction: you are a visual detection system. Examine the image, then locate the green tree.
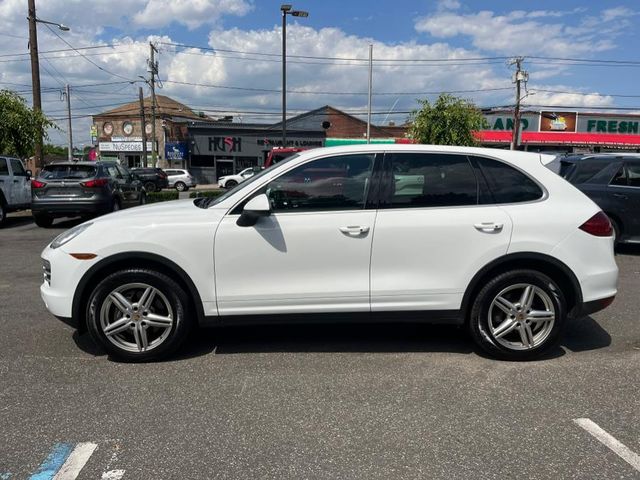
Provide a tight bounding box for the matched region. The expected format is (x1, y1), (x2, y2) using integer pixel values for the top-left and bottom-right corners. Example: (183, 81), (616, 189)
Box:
(0, 89), (55, 158)
(409, 94), (484, 146)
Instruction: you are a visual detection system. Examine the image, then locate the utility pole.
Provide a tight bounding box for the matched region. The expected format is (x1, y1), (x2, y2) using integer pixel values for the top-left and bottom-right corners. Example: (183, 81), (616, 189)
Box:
(367, 44), (373, 144)
(64, 84), (72, 161)
(149, 42), (158, 166)
(139, 86), (147, 167)
(27, 0), (43, 169)
(511, 56), (528, 150)
(281, 8), (287, 148)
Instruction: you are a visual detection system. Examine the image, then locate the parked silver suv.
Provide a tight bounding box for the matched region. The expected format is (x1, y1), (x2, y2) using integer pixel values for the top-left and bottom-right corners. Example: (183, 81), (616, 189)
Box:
(165, 169), (197, 191)
(0, 156), (31, 226)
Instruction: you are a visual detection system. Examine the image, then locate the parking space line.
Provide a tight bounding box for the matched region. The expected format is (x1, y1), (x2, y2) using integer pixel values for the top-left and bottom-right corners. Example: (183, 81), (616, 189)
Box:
(574, 418), (640, 472)
(52, 442), (97, 480)
(29, 443), (75, 480)
(101, 470), (125, 480)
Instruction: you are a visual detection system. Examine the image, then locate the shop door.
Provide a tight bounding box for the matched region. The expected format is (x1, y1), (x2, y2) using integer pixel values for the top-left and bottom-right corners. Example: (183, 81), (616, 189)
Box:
(215, 160), (234, 181)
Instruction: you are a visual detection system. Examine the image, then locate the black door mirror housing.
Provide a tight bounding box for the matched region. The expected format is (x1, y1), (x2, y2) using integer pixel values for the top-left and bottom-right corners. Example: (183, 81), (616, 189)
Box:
(237, 193), (271, 227)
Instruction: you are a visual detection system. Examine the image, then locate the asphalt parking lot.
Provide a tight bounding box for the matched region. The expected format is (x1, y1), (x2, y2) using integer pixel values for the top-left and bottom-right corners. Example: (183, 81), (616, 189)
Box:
(1, 213), (639, 479)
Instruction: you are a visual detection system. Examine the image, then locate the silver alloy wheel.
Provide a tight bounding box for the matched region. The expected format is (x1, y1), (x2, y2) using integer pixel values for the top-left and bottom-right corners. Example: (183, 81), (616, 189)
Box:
(175, 182), (186, 192)
(100, 283), (174, 353)
(488, 283), (555, 351)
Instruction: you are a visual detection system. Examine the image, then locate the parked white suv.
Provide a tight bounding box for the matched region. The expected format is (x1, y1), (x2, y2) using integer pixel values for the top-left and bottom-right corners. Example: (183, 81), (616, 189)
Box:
(0, 156), (32, 225)
(165, 168), (197, 192)
(40, 145), (618, 361)
(218, 167), (258, 189)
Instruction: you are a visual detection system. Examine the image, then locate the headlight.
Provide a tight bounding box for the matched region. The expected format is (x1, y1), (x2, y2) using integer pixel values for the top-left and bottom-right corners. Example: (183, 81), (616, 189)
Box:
(50, 222), (93, 249)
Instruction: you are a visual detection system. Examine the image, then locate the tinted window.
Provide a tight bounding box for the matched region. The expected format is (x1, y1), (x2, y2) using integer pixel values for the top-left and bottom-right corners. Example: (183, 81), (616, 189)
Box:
(116, 164), (131, 180)
(474, 157), (543, 204)
(9, 159), (25, 176)
(41, 164), (97, 179)
(569, 160), (611, 184)
(105, 165), (121, 179)
(627, 163), (640, 187)
(385, 153), (478, 208)
(610, 165), (627, 186)
(0, 158), (8, 175)
(266, 154), (375, 212)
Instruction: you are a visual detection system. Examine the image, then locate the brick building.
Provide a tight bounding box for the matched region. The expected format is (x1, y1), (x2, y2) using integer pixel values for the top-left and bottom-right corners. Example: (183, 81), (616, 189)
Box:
(92, 95), (204, 168)
(278, 105), (408, 141)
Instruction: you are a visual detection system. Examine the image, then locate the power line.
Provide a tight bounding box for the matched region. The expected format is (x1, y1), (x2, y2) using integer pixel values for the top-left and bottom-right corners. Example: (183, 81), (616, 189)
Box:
(43, 25), (135, 82)
(162, 79), (512, 96)
(160, 41), (511, 63)
(0, 44), (121, 58)
(530, 89), (640, 99)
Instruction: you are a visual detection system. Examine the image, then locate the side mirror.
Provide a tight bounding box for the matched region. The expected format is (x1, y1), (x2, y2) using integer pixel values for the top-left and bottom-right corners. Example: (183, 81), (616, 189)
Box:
(25, 169), (33, 180)
(237, 193), (271, 227)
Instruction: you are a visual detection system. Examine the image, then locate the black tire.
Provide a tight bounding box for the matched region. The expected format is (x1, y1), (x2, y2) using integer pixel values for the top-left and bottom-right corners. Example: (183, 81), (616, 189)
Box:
(33, 213), (54, 228)
(175, 181), (187, 192)
(144, 181), (156, 193)
(225, 180), (238, 189)
(86, 268), (192, 362)
(468, 269), (566, 361)
(0, 202), (6, 226)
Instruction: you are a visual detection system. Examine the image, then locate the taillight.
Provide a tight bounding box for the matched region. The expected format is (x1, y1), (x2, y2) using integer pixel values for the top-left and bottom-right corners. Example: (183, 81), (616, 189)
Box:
(81, 178), (109, 188)
(579, 211), (613, 237)
(31, 180), (46, 188)
(159, 172), (167, 178)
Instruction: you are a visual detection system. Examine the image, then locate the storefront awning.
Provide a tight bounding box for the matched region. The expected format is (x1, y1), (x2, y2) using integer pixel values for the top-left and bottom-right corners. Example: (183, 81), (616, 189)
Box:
(475, 131), (640, 147)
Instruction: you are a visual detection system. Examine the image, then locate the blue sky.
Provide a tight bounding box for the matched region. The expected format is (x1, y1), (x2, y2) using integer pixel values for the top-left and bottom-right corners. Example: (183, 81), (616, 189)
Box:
(1, 0), (639, 145)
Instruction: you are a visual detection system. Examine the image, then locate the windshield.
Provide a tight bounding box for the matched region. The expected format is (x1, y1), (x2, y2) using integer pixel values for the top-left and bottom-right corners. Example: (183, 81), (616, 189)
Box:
(41, 164), (98, 180)
(197, 153), (302, 208)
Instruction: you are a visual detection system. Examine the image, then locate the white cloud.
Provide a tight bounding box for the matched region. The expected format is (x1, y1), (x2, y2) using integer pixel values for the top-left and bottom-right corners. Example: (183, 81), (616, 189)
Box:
(133, 0), (253, 30)
(415, 7), (631, 57)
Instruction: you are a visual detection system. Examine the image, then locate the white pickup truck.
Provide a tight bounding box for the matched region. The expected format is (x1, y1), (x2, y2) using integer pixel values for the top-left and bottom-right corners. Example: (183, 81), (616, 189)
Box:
(0, 156), (32, 225)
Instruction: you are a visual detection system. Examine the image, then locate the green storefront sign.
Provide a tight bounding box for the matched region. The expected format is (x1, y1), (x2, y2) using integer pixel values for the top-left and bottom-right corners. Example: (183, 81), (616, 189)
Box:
(585, 119), (639, 134)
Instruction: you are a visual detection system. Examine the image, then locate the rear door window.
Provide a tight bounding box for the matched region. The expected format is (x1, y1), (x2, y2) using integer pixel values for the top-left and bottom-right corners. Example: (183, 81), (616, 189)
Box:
(626, 163), (640, 187)
(9, 159), (25, 176)
(0, 158), (8, 176)
(610, 165), (627, 186)
(473, 156), (543, 204)
(383, 153), (479, 208)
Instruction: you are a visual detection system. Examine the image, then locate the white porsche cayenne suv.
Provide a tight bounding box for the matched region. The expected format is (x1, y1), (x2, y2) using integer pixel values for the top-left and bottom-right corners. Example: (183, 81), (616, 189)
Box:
(40, 145), (618, 361)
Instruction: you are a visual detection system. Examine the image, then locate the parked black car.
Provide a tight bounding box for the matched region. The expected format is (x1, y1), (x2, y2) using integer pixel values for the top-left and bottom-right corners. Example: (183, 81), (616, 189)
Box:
(558, 154), (640, 244)
(31, 161), (146, 227)
(130, 167), (168, 192)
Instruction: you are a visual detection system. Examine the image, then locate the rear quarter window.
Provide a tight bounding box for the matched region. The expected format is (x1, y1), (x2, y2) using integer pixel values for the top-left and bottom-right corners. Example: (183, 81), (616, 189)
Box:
(473, 156), (544, 204)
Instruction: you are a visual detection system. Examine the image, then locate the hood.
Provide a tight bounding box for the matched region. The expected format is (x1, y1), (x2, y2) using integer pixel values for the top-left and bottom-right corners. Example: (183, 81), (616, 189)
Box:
(92, 199), (202, 224)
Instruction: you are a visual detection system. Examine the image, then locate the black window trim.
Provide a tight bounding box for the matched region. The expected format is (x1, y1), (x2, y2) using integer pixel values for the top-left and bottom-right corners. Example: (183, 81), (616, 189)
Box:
(227, 151), (384, 216)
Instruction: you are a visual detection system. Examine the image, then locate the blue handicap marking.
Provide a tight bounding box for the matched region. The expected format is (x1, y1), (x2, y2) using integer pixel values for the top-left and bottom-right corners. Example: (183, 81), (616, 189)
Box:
(29, 443), (75, 480)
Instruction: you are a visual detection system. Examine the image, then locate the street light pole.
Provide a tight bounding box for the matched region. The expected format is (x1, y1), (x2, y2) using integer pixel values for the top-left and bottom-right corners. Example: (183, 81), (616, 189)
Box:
(27, 0), (70, 169)
(281, 4), (308, 148)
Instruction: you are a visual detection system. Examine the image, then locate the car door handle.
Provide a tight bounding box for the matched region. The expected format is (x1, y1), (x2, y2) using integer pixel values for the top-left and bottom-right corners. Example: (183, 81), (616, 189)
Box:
(612, 193), (628, 199)
(13, 179), (20, 183)
(474, 222), (504, 233)
(339, 226), (370, 236)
